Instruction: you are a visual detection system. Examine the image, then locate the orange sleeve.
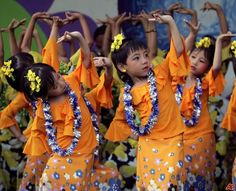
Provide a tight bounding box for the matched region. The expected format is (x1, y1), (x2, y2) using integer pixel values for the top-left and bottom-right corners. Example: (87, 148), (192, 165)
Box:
(23, 102), (51, 156)
(221, 81), (236, 131)
(0, 93), (28, 129)
(105, 91), (132, 141)
(42, 38), (60, 72)
(85, 73), (113, 110)
(156, 37), (189, 84)
(204, 68), (225, 96)
(69, 49), (100, 88)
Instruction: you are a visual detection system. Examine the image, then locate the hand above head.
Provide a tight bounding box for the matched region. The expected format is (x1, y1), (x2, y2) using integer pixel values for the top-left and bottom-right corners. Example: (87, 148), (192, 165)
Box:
(57, 31), (82, 43)
(93, 57), (112, 68)
(149, 13), (174, 24)
(201, 1), (221, 12)
(65, 11), (83, 21)
(184, 19), (200, 35)
(8, 18), (26, 31)
(32, 12), (50, 20)
(167, 2), (183, 15)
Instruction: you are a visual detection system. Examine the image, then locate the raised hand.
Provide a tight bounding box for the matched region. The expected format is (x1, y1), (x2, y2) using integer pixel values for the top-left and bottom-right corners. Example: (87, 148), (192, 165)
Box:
(201, 1), (221, 11)
(32, 12), (50, 20)
(149, 13), (173, 24)
(184, 19), (200, 35)
(167, 2), (183, 15)
(8, 18), (26, 31)
(57, 31), (82, 43)
(93, 57), (112, 68)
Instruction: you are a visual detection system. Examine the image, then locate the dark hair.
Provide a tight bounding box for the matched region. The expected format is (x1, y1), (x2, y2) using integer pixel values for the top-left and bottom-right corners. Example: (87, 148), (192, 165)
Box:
(5, 52), (34, 91)
(93, 25), (106, 41)
(111, 39), (147, 86)
(191, 35), (216, 72)
(22, 63), (56, 101)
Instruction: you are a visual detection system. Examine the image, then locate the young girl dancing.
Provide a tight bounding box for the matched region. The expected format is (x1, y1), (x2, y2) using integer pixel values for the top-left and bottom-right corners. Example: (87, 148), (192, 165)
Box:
(20, 31), (111, 190)
(174, 32), (236, 190)
(105, 14), (188, 190)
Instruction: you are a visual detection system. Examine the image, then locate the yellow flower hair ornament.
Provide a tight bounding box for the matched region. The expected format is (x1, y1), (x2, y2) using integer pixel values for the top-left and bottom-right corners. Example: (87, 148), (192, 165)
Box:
(111, 33), (125, 52)
(195, 37), (211, 48)
(1, 60), (15, 80)
(230, 40), (236, 58)
(26, 69), (41, 93)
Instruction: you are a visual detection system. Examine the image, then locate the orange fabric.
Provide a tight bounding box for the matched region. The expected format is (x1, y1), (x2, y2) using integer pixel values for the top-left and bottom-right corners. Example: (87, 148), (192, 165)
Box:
(39, 153), (94, 190)
(105, 38), (185, 141)
(75, 50), (100, 88)
(0, 93), (32, 132)
(221, 80), (236, 131)
(23, 67), (97, 156)
(42, 38), (60, 72)
(136, 135), (184, 190)
(177, 69), (225, 139)
(85, 73), (113, 110)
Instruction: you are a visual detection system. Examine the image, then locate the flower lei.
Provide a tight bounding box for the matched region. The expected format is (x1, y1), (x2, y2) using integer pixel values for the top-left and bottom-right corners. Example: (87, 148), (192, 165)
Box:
(195, 37), (211, 48)
(123, 70), (159, 136)
(175, 78), (203, 127)
(111, 33), (125, 52)
(43, 84), (82, 156)
(26, 70), (41, 93)
(1, 60), (15, 80)
(83, 96), (100, 159)
(230, 40), (236, 58)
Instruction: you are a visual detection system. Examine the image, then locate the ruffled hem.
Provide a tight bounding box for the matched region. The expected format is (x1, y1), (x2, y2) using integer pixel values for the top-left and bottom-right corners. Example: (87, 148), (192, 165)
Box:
(179, 87), (195, 119)
(168, 37), (190, 79)
(0, 111), (19, 129)
(105, 122), (132, 142)
(95, 73), (113, 108)
(221, 112), (236, 131)
(42, 38), (60, 72)
(202, 68), (225, 96)
(23, 134), (52, 156)
(76, 49), (100, 88)
(221, 81), (236, 131)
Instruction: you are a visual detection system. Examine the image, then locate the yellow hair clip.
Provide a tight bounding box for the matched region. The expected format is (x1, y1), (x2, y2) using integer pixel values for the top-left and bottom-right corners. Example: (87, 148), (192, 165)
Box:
(26, 69), (41, 93)
(111, 33), (125, 52)
(195, 37), (211, 48)
(230, 40), (236, 58)
(1, 60), (15, 80)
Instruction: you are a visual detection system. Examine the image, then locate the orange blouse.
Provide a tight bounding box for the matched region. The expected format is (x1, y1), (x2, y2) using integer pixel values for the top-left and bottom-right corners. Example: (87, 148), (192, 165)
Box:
(105, 39), (187, 141)
(178, 69), (225, 139)
(221, 80), (236, 131)
(0, 38), (58, 138)
(23, 50), (103, 156)
(0, 93), (33, 138)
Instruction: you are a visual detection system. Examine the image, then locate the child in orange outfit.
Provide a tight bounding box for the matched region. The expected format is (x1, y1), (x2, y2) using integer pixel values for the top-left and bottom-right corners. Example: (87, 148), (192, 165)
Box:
(221, 40), (236, 188)
(173, 33), (236, 190)
(105, 14), (188, 190)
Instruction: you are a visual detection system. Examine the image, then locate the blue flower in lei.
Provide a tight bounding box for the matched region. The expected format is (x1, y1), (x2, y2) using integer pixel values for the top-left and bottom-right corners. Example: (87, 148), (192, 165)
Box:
(42, 83), (82, 156)
(175, 78), (202, 127)
(83, 96), (100, 159)
(123, 70), (159, 136)
(31, 101), (37, 117)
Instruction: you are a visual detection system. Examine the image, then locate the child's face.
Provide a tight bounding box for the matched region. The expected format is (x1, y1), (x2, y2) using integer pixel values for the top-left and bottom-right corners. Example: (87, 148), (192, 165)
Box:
(48, 72), (66, 97)
(124, 48), (151, 80)
(189, 49), (209, 76)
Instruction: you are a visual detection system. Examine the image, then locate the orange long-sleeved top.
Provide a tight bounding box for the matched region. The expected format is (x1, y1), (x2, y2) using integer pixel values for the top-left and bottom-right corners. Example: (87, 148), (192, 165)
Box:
(24, 47), (103, 155)
(176, 68), (225, 139)
(105, 39), (188, 141)
(221, 80), (236, 131)
(0, 38), (58, 137)
(0, 92), (33, 137)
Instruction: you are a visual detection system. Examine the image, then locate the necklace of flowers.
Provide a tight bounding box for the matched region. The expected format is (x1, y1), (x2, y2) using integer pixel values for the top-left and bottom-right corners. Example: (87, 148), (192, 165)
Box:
(175, 77), (202, 127)
(42, 83), (82, 156)
(123, 70), (159, 136)
(83, 96), (100, 160)
(31, 101), (37, 117)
